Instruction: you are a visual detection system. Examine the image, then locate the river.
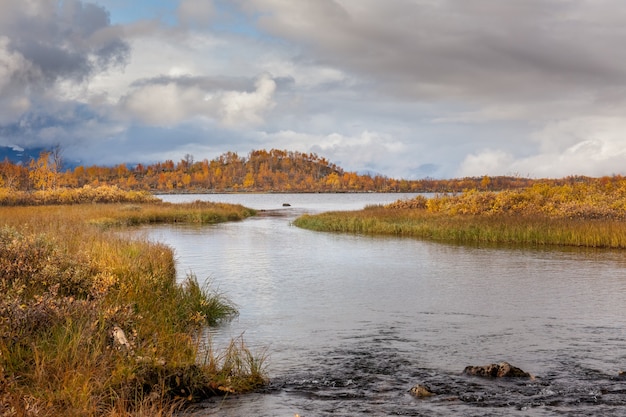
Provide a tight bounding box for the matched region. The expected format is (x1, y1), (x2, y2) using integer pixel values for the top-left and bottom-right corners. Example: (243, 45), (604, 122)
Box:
(141, 193), (626, 416)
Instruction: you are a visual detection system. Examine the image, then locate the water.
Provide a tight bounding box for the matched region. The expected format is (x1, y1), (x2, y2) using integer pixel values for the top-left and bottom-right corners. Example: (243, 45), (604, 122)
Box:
(141, 193), (626, 416)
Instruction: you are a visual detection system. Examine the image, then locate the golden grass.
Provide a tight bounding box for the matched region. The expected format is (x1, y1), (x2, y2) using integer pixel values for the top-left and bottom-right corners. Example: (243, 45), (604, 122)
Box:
(0, 200), (264, 416)
(294, 182), (626, 248)
(0, 185), (158, 206)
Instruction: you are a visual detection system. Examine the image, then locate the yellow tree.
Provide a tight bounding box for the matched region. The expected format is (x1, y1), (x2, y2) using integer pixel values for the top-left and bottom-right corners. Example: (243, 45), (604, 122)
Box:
(28, 146), (63, 190)
(29, 151), (55, 190)
(243, 172), (255, 189)
(325, 172), (341, 190)
(480, 175), (491, 190)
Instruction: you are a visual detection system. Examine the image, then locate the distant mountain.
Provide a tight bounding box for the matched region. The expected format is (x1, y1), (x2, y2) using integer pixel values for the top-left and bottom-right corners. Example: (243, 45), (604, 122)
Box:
(356, 169), (386, 177)
(0, 145), (46, 166)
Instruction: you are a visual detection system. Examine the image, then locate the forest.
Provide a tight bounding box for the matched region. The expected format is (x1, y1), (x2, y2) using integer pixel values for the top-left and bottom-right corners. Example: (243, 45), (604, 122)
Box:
(0, 147), (561, 195)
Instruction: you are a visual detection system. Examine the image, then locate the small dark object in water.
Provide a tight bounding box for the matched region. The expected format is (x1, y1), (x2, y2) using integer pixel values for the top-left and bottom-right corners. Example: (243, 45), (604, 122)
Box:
(463, 361), (532, 378)
(282, 203), (291, 207)
(409, 383), (434, 397)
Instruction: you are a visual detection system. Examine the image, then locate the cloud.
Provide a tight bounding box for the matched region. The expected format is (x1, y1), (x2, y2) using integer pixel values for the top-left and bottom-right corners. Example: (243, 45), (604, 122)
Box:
(255, 129), (411, 176)
(242, 0), (626, 104)
(457, 116), (626, 178)
(178, 0), (216, 27)
(0, 0), (129, 149)
(219, 74), (277, 126)
(0, 0), (128, 84)
(3, 0), (626, 180)
(457, 149), (517, 177)
(119, 73), (276, 126)
(120, 82), (208, 126)
(0, 37), (35, 123)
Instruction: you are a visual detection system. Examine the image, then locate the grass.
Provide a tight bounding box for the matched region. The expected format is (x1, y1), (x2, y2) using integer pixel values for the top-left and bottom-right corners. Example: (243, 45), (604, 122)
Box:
(293, 181), (626, 248)
(0, 185), (159, 206)
(0, 198), (265, 416)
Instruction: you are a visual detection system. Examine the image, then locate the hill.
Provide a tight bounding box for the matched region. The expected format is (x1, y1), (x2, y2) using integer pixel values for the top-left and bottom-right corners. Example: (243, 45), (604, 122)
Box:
(0, 147), (605, 194)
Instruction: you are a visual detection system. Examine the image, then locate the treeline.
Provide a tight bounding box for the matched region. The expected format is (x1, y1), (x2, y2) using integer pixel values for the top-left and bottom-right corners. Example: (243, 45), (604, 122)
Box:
(0, 147), (618, 193)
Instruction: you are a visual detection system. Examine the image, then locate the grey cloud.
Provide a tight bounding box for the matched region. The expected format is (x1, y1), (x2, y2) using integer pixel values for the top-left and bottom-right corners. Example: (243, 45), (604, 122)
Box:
(129, 74), (253, 92)
(0, 0), (130, 152)
(1, 0), (129, 84)
(244, 0), (626, 103)
(177, 0), (216, 28)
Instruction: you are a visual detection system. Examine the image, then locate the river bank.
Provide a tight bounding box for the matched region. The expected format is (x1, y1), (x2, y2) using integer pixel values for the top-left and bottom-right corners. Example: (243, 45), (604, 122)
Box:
(0, 199), (264, 416)
(293, 181), (626, 248)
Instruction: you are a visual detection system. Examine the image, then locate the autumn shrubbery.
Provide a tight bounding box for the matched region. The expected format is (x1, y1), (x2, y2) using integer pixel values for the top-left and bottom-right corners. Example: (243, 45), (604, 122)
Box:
(0, 203), (265, 416)
(295, 179), (626, 248)
(396, 181), (626, 220)
(0, 184), (158, 206)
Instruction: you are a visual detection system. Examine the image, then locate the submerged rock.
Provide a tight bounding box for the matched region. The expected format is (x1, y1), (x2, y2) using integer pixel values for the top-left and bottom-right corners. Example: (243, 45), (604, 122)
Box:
(409, 383), (434, 397)
(463, 361), (532, 378)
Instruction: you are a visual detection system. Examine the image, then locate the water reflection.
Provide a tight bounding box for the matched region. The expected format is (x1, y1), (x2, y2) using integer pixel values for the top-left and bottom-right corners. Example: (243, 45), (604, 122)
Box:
(141, 194), (626, 416)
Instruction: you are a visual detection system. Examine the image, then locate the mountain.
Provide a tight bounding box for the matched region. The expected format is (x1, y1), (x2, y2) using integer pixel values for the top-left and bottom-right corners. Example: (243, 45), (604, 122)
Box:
(0, 145), (46, 166)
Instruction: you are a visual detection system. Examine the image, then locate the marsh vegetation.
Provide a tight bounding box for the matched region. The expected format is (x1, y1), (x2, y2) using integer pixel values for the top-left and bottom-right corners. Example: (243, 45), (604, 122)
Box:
(0, 194), (264, 416)
(294, 179), (626, 248)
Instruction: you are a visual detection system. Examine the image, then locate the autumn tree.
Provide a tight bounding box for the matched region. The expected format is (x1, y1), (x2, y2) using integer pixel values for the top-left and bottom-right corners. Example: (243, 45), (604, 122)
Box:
(29, 148), (63, 190)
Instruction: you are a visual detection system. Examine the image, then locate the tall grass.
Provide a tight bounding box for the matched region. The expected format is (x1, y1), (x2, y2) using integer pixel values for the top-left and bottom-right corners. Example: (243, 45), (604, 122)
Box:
(0, 201), (265, 416)
(0, 185), (158, 206)
(294, 184), (626, 248)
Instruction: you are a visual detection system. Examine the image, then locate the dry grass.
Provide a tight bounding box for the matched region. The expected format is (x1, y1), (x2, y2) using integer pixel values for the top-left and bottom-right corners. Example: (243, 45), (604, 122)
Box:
(0, 200), (264, 416)
(0, 185), (158, 206)
(295, 181), (626, 248)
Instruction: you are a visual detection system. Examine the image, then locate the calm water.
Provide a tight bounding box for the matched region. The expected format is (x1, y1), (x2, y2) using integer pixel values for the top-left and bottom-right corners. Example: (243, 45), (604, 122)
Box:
(142, 193), (626, 416)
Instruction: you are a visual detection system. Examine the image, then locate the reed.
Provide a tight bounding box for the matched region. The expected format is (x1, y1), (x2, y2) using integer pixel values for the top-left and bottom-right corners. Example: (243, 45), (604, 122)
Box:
(0, 201), (264, 416)
(294, 188), (626, 248)
(88, 201), (256, 228)
(0, 185), (158, 206)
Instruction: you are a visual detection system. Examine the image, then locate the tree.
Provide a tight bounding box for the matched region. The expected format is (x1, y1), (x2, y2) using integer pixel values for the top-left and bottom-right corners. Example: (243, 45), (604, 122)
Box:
(29, 151), (54, 190)
(480, 175), (491, 190)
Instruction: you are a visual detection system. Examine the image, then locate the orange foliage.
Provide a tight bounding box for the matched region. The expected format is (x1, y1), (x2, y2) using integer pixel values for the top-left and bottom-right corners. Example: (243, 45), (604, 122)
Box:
(2, 148), (619, 195)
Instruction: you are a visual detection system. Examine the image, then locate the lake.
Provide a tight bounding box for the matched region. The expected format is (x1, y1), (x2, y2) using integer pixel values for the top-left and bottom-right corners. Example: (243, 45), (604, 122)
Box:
(141, 193), (626, 416)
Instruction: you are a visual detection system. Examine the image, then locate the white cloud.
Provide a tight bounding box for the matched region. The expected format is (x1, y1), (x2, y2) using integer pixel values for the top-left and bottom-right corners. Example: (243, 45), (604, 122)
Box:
(120, 73), (276, 127)
(219, 74), (276, 126)
(256, 129), (408, 175)
(458, 116), (626, 178)
(120, 82), (207, 125)
(457, 149), (516, 177)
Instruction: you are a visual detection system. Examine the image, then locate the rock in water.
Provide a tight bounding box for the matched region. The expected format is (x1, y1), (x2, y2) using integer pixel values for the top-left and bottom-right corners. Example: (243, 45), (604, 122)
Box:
(463, 361), (531, 378)
(409, 384), (434, 397)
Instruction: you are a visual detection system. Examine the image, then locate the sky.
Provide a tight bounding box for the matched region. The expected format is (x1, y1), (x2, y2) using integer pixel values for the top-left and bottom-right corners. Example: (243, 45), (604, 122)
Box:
(1, 0), (626, 179)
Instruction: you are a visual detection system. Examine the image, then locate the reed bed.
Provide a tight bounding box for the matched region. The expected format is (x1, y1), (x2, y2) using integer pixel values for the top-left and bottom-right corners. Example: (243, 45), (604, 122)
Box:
(0, 201), (264, 416)
(0, 185), (158, 206)
(294, 181), (626, 248)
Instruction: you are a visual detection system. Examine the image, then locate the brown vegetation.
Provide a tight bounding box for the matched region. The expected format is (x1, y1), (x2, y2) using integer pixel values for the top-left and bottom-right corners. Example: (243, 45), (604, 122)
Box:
(2, 148), (547, 195)
(295, 178), (626, 248)
(0, 201), (264, 416)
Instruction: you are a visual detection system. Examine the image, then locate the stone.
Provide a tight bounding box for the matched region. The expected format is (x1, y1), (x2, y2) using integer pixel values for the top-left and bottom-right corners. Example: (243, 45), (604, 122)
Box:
(409, 383), (434, 397)
(110, 325), (132, 352)
(463, 361), (531, 378)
